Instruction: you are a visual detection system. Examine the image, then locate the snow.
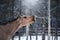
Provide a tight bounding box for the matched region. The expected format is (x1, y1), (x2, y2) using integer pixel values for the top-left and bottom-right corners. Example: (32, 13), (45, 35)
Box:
(13, 35), (60, 40)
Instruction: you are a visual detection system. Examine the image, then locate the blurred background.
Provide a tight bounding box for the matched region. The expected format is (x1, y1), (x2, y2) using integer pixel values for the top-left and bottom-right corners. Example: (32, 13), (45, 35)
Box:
(0, 0), (60, 40)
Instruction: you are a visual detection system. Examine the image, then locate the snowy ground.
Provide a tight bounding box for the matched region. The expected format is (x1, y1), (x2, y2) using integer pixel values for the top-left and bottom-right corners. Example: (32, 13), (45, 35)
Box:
(13, 35), (60, 40)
